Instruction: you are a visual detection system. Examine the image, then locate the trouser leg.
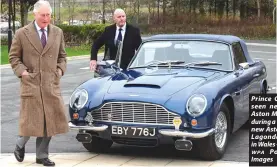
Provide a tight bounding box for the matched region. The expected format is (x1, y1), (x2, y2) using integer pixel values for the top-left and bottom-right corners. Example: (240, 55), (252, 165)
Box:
(36, 136), (51, 159)
(36, 115), (52, 159)
(16, 136), (30, 149)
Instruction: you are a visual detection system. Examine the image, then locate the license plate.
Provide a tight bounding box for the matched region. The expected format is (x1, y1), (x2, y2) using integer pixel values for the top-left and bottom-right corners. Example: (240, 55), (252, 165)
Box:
(111, 126), (156, 137)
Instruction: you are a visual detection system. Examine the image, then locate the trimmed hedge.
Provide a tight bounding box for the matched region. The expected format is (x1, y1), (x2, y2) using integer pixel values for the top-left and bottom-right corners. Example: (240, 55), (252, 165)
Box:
(56, 22), (276, 44)
(57, 24), (109, 46)
(0, 24), (109, 47)
(1, 22), (275, 47)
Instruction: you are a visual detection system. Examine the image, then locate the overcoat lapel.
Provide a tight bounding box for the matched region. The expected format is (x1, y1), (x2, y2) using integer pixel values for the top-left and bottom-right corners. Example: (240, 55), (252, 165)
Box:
(41, 24), (56, 55)
(24, 22), (43, 53)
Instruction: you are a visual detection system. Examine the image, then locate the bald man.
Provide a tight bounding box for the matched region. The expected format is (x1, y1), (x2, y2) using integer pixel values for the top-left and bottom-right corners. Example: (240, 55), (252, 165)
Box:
(90, 8), (142, 70)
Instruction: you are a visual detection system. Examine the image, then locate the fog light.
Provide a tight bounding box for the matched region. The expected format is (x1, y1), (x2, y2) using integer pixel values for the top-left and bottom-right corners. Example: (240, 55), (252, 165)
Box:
(173, 117), (182, 130)
(191, 119), (197, 126)
(73, 113), (79, 119)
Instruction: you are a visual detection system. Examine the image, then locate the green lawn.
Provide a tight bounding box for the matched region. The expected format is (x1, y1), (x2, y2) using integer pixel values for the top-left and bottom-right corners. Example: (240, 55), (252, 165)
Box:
(1, 45), (92, 65)
(65, 46), (91, 57)
(1, 45), (9, 65)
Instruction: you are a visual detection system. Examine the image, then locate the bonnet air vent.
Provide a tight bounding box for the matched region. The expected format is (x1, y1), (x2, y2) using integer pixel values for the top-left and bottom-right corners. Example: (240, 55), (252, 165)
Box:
(124, 84), (161, 89)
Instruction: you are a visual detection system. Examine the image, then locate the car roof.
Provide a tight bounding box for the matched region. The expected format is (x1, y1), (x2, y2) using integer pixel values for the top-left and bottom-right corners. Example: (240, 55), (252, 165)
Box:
(143, 34), (254, 64)
(145, 34), (243, 44)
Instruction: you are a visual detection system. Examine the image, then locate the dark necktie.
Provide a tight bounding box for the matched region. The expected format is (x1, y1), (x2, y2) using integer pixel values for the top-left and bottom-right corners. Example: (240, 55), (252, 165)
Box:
(41, 28), (46, 48)
(116, 28), (122, 46)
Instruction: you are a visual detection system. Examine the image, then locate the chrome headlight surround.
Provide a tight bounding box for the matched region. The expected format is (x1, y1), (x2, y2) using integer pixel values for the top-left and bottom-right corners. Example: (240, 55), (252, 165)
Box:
(69, 89), (88, 110)
(186, 94), (207, 117)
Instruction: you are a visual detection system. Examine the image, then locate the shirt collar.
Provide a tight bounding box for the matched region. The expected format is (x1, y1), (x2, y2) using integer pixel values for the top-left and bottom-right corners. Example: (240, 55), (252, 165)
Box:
(34, 21), (48, 32)
(116, 23), (126, 31)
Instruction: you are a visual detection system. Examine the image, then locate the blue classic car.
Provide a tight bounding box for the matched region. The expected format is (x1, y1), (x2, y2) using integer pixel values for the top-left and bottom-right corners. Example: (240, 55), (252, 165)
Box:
(68, 34), (267, 160)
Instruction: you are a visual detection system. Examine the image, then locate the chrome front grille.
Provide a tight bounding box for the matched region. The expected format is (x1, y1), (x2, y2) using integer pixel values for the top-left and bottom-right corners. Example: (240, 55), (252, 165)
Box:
(90, 102), (178, 125)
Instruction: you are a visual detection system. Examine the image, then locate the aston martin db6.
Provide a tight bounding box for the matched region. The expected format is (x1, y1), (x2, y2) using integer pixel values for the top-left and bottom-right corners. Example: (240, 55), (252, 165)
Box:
(68, 34), (267, 160)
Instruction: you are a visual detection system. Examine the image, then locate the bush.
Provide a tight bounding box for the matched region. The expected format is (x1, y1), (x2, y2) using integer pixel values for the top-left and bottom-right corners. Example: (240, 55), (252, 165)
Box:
(57, 24), (110, 46)
(54, 16), (276, 46)
(138, 14), (276, 39)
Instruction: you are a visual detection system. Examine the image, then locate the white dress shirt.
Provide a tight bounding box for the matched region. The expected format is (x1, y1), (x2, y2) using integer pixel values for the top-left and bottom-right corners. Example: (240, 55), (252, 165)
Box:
(114, 23), (126, 44)
(34, 21), (48, 41)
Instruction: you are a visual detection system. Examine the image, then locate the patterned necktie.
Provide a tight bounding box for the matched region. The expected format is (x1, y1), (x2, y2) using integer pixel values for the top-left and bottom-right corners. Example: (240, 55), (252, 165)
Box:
(41, 28), (46, 48)
(116, 28), (122, 46)
(117, 28), (122, 41)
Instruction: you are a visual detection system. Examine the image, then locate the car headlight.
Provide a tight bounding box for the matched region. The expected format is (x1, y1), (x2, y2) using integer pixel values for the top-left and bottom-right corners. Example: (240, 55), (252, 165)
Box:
(69, 89), (88, 110)
(186, 94), (207, 117)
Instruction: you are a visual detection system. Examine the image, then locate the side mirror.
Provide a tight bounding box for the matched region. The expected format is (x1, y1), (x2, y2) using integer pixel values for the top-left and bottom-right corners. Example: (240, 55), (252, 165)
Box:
(105, 60), (116, 66)
(95, 60), (119, 77)
(238, 62), (249, 69)
(235, 62), (249, 77)
(105, 60), (121, 71)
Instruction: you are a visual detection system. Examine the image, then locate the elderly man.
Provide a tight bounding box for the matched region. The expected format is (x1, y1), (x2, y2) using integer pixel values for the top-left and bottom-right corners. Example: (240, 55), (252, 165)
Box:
(9, 0), (68, 166)
(90, 8), (142, 70)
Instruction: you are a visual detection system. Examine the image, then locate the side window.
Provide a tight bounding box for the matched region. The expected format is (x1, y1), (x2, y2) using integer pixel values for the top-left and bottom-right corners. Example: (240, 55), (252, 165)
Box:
(232, 42), (247, 69)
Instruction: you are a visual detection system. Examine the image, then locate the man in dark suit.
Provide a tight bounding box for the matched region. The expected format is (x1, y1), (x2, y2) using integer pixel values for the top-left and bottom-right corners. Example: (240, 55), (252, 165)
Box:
(90, 8), (142, 70)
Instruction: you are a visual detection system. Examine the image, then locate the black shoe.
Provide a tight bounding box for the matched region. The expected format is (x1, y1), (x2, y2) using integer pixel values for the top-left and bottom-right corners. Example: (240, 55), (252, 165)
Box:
(36, 158), (55, 166)
(14, 145), (25, 162)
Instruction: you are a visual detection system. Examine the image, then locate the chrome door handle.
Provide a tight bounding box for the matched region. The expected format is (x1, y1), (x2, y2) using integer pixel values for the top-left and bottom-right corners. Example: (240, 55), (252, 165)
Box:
(253, 73), (260, 77)
(235, 90), (241, 96)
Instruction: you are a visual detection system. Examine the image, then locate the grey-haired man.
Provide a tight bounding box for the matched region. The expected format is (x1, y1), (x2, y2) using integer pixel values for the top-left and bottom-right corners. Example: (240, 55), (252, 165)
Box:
(9, 1), (68, 166)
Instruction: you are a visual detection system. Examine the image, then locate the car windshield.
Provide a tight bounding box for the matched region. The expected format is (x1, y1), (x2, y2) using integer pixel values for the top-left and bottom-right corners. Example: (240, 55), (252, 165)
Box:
(129, 40), (233, 71)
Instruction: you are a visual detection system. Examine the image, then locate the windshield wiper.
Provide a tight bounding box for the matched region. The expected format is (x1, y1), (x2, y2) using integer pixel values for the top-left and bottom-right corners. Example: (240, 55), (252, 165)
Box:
(191, 61), (222, 66)
(176, 61), (222, 68)
(129, 61), (221, 69)
(130, 60), (186, 69)
(157, 60), (186, 65)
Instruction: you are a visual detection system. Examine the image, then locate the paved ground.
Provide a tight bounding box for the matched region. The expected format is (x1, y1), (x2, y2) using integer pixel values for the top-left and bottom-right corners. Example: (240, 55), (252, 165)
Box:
(0, 40), (276, 165)
(0, 153), (249, 167)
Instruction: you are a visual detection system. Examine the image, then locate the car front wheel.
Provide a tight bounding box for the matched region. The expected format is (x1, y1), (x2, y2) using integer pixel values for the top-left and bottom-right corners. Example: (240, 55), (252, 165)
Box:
(194, 103), (231, 160)
(261, 83), (267, 94)
(82, 136), (113, 153)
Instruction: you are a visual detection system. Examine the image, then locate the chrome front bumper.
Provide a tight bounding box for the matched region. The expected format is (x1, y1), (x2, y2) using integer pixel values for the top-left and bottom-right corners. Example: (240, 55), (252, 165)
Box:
(69, 122), (214, 138)
(159, 128), (215, 138)
(68, 122), (108, 131)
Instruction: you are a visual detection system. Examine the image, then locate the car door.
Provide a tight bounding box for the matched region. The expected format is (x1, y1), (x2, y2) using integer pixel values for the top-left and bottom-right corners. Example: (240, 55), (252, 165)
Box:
(250, 61), (266, 93)
(231, 42), (256, 130)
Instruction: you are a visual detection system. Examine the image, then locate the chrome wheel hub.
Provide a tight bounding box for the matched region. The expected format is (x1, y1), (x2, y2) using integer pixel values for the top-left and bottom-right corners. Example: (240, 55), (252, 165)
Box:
(215, 111), (227, 149)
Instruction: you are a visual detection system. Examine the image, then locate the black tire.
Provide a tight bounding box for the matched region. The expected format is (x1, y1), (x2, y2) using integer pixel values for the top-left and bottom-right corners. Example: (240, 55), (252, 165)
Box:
(242, 119), (250, 129)
(194, 103), (231, 160)
(261, 83), (267, 94)
(82, 136), (113, 153)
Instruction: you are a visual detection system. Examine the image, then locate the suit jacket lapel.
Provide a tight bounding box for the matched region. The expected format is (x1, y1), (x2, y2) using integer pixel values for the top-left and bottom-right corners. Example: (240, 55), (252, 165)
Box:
(111, 24), (117, 46)
(24, 21), (43, 53)
(122, 23), (129, 47)
(41, 24), (55, 55)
